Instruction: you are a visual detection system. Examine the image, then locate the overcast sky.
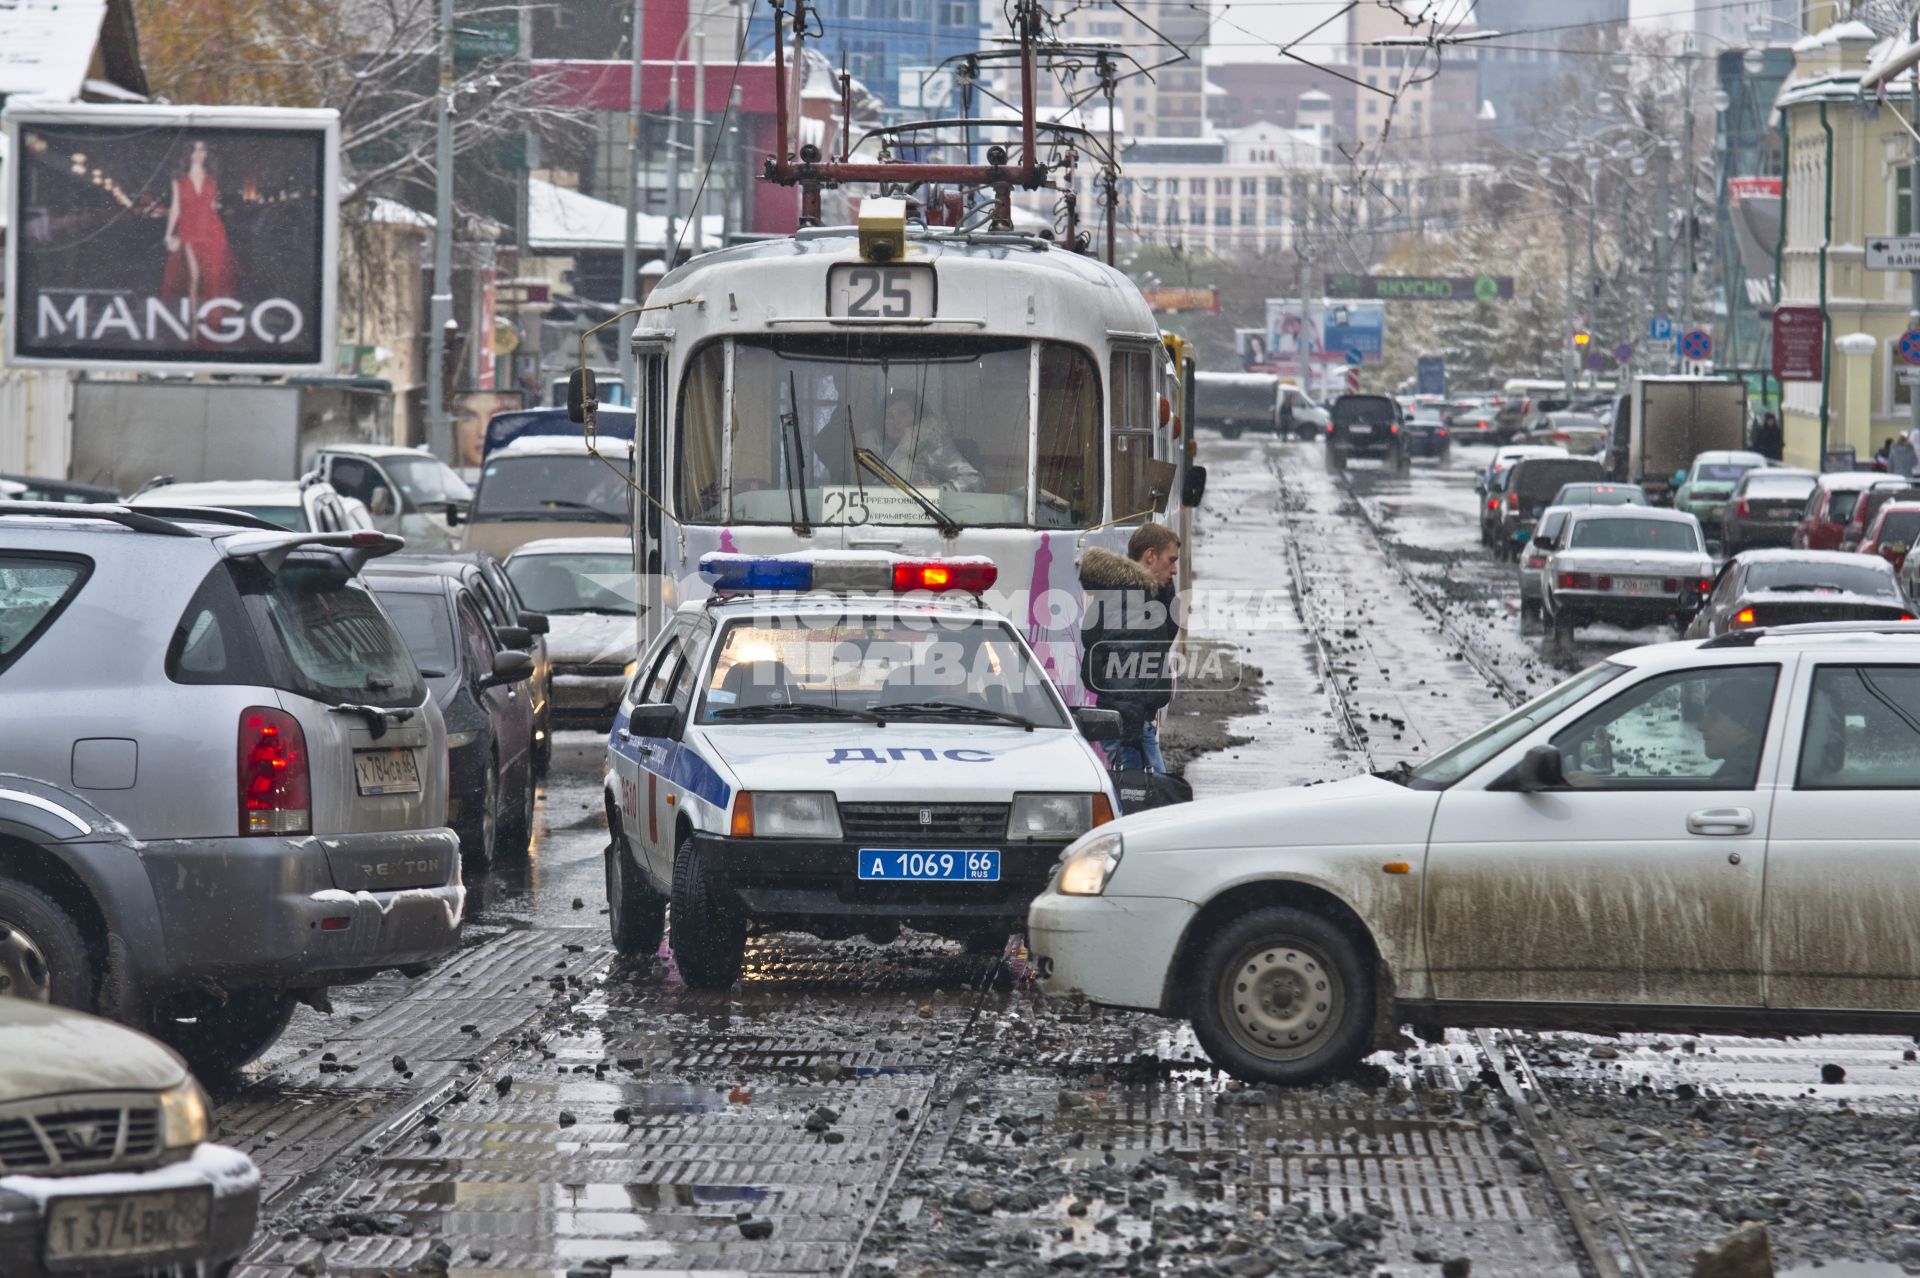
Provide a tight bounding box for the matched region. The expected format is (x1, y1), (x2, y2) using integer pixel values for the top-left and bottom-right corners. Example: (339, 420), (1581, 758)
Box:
(1203, 0), (1689, 66)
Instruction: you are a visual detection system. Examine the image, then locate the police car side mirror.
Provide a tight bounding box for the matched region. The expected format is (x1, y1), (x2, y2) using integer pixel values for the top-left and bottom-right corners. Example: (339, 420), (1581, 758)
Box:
(1072, 706), (1125, 742)
(1182, 464), (1208, 509)
(628, 703), (679, 738)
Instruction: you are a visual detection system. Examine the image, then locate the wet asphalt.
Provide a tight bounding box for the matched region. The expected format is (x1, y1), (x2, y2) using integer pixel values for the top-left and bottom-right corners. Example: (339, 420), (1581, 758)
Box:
(217, 433), (1920, 1277)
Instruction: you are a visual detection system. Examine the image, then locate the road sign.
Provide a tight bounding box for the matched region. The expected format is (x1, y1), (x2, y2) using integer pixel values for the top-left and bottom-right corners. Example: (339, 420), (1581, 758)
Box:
(1866, 236), (1920, 271)
(454, 19), (518, 62)
(1345, 347), (1364, 366)
(1649, 316), (1672, 340)
(1771, 306), (1824, 382)
(1613, 342), (1633, 362)
(1585, 352), (1608, 371)
(1321, 273), (1515, 301)
(1900, 330), (1920, 365)
(1416, 356), (1446, 396)
(1899, 367), (1920, 385)
(1679, 328), (1712, 361)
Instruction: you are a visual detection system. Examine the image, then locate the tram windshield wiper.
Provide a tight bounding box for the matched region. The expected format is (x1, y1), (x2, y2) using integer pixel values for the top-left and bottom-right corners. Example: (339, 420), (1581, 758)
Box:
(852, 448), (962, 538)
(781, 371), (813, 535)
(877, 700), (1035, 731)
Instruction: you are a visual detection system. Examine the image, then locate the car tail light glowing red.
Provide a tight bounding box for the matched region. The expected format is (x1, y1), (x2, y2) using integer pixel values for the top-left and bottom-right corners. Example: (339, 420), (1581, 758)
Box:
(1487, 497), (1499, 510)
(1558, 572), (1592, 589)
(1696, 578), (1712, 594)
(1735, 499), (1750, 517)
(1506, 492), (1519, 509)
(238, 707), (310, 835)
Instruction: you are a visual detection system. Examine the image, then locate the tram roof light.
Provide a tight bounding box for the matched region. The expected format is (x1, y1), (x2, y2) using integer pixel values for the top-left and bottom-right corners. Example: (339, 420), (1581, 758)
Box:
(699, 552), (998, 596)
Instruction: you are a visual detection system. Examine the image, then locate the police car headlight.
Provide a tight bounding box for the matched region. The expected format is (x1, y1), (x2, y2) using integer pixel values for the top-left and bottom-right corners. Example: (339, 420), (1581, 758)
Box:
(158, 1078), (210, 1149)
(1056, 831), (1123, 896)
(733, 792), (842, 839)
(1008, 793), (1111, 840)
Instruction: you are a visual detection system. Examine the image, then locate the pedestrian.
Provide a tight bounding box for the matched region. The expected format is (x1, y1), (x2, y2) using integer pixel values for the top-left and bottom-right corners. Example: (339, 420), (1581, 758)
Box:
(1891, 433), (1918, 480)
(1079, 524), (1182, 773)
(1753, 411), (1783, 461)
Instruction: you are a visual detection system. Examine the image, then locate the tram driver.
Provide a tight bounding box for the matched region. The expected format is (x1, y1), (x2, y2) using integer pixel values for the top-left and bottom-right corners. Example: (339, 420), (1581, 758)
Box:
(881, 390), (983, 493)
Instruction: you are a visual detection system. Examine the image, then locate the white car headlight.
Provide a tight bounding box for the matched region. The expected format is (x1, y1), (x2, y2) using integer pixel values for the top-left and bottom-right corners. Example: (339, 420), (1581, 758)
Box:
(734, 792), (842, 839)
(1055, 831), (1123, 896)
(157, 1078), (210, 1149)
(1008, 793), (1110, 840)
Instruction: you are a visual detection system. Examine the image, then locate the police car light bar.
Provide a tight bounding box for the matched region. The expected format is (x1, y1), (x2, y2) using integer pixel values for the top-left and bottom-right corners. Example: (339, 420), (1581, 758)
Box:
(699, 552), (998, 595)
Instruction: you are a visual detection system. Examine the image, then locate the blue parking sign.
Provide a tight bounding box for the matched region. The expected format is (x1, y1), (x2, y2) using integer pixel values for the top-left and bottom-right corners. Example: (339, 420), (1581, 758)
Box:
(1649, 316), (1672, 341)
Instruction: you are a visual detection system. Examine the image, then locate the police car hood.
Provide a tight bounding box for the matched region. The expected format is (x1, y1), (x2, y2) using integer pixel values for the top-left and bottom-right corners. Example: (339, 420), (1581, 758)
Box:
(694, 723), (1106, 798)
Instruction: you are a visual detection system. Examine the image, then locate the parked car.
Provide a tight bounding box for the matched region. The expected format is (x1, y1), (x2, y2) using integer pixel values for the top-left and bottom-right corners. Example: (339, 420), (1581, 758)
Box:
(1029, 623), (1920, 1083)
(1477, 445), (1568, 547)
(1540, 506), (1712, 641)
(504, 538), (638, 732)
(0, 474), (120, 504)
(1403, 407), (1451, 465)
(314, 443), (472, 552)
(1325, 394), (1405, 472)
(1488, 456), (1609, 559)
(1792, 472), (1908, 552)
(1549, 481), (1647, 509)
(1841, 481), (1919, 553)
(372, 552), (554, 773)
(1672, 449), (1769, 534)
(1517, 506), (1572, 623)
(462, 437), (632, 559)
(1685, 550), (1911, 639)
(127, 477), (359, 534)
(1858, 499), (1920, 573)
(364, 571), (537, 868)
(0, 999), (260, 1275)
(1723, 468), (1817, 553)
(0, 502), (463, 1075)
(1522, 411), (1608, 456)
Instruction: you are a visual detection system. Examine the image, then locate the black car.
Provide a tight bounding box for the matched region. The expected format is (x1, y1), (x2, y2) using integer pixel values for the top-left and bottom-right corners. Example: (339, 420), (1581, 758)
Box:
(367, 571), (537, 869)
(1326, 394), (1406, 471)
(1684, 550), (1912, 639)
(1490, 456), (1608, 559)
(376, 551), (555, 773)
(1721, 468), (1817, 553)
(1404, 408), (1451, 465)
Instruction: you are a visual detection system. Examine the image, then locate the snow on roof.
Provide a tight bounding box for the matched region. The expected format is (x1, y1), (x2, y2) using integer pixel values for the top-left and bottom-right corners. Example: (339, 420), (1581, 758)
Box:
(527, 177), (721, 253)
(1, 0), (107, 99)
(369, 197), (435, 229)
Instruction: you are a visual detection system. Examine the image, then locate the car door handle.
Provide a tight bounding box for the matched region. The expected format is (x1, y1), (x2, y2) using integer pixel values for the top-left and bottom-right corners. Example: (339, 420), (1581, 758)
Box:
(1687, 807), (1754, 836)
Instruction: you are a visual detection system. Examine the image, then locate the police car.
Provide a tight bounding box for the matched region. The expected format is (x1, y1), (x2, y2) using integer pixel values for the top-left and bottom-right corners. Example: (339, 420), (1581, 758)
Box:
(602, 552), (1126, 986)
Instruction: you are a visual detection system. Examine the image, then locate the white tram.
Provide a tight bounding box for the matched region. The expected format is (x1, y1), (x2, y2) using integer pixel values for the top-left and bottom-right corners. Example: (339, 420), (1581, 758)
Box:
(610, 201), (1201, 678)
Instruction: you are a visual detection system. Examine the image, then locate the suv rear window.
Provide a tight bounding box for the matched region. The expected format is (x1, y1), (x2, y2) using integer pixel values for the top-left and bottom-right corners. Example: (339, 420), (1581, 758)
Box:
(0, 554), (89, 672)
(1513, 459), (1607, 502)
(233, 556), (424, 708)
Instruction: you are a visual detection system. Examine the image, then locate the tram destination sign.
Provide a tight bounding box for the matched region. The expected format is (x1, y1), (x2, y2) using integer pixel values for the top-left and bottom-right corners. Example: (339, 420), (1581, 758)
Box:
(1322, 273), (1514, 302)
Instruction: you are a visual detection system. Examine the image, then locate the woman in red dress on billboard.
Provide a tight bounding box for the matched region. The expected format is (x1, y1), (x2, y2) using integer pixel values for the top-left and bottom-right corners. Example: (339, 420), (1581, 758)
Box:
(161, 139), (236, 328)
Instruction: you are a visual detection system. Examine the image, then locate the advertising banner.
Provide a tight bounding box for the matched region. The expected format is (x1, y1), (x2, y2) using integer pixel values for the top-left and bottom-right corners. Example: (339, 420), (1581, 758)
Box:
(1141, 285), (1219, 314)
(1321, 301), (1385, 362)
(1726, 177), (1781, 311)
(5, 103), (340, 374)
(1770, 305), (1823, 383)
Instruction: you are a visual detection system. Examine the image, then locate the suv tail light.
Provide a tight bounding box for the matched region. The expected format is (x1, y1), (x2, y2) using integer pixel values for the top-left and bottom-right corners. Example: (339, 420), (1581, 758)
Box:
(239, 707), (310, 835)
(1506, 492), (1519, 510)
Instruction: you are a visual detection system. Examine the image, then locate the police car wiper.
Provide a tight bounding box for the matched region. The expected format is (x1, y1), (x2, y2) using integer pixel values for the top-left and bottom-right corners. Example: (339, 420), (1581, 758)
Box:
(710, 703), (884, 723)
(879, 700), (1035, 731)
(852, 449), (962, 538)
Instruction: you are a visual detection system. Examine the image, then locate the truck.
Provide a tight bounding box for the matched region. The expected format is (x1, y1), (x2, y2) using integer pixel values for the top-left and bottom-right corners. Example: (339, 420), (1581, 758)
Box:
(1192, 372), (1279, 438)
(1612, 375), (1747, 501)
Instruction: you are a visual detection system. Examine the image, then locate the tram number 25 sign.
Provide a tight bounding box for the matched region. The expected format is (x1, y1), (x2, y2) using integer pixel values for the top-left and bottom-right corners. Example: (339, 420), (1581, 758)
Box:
(828, 264), (935, 319)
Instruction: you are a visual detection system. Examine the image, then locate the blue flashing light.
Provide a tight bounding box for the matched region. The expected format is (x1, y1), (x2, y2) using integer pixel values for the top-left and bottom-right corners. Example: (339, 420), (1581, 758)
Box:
(699, 553), (814, 591)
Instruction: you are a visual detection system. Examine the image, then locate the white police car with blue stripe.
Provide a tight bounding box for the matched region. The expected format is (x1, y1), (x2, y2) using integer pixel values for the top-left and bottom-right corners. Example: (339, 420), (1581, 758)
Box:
(602, 552), (1125, 986)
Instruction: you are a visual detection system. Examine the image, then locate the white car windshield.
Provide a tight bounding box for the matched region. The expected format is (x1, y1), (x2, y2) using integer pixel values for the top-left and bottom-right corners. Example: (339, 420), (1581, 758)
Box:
(1406, 662), (1627, 789)
(1569, 518), (1701, 553)
(504, 553), (636, 614)
(695, 614), (1068, 728)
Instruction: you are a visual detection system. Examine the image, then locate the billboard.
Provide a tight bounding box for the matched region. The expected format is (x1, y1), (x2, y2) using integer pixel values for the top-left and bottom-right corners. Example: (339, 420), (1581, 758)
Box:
(5, 104), (339, 374)
(1321, 301), (1385, 362)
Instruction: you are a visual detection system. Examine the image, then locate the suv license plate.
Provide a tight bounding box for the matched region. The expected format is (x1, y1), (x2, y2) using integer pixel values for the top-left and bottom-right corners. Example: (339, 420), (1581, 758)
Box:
(354, 748), (421, 795)
(45, 1187), (212, 1262)
(857, 850), (1000, 882)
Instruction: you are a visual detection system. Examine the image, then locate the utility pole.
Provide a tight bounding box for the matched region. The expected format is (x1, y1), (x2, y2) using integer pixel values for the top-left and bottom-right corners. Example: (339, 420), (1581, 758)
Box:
(1563, 197), (1577, 389)
(1909, 11), (1919, 448)
(693, 26), (707, 252)
(1653, 141), (1671, 372)
(1302, 229), (1315, 398)
(426, 0), (455, 459)
(619, 0), (648, 408)
(665, 55), (682, 259)
(1680, 57), (1698, 336)
(1586, 158), (1600, 389)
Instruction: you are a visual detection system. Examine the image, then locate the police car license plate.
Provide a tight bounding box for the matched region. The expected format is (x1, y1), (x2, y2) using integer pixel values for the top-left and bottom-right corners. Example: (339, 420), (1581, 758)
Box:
(857, 850), (999, 882)
(354, 748), (420, 795)
(45, 1187), (212, 1262)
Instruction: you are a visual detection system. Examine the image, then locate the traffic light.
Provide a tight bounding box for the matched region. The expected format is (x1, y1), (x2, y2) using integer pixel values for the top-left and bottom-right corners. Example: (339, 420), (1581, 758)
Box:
(1572, 330), (1591, 349)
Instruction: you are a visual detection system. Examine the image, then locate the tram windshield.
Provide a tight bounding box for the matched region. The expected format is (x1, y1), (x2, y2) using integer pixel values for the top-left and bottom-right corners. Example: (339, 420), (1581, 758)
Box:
(676, 335), (1104, 529)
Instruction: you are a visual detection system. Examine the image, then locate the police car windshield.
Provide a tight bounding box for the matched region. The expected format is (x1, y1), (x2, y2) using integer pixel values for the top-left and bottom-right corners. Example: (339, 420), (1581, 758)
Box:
(696, 614), (1069, 728)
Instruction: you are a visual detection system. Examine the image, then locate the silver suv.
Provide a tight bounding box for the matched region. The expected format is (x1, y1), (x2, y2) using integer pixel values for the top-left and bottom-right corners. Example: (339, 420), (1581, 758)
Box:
(0, 503), (463, 1075)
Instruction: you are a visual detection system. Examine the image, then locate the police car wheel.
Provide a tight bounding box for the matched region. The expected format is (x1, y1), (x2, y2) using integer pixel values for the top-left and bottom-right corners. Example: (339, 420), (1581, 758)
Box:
(670, 836), (745, 988)
(1187, 906), (1372, 1087)
(606, 831), (666, 957)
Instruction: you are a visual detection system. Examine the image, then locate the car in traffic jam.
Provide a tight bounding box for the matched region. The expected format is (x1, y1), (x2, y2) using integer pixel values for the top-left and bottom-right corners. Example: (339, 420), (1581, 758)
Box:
(17, 6), (1920, 1266)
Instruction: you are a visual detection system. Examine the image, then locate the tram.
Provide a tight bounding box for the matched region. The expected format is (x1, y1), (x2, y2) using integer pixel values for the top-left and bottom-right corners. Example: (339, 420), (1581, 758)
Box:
(568, 0), (1203, 681)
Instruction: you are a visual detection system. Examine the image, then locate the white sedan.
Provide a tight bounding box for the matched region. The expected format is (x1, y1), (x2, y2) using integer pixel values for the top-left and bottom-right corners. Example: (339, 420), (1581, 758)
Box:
(1029, 623), (1920, 1084)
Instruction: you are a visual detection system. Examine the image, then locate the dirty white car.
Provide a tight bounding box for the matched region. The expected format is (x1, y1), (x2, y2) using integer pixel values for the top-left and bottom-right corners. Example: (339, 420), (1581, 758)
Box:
(504, 537), (637, 731)
(1029, 622), (1920, 1084)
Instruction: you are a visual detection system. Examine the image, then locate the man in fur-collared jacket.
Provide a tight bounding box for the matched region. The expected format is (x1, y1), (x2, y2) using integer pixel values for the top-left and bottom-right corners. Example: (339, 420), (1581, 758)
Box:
(1079, 524), (1181, 772)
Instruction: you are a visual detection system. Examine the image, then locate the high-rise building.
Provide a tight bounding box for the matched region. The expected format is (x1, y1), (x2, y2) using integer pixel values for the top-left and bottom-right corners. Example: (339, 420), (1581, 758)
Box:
(1695, 0), (1801, 48)
(1033, 0), (1211, 138)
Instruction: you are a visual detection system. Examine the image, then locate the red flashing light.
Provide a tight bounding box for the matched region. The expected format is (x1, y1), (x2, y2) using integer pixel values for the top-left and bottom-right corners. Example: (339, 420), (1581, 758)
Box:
(893, 560), (998, 593)
(1903, 613), (1917, 621)
(238, 706), (310, 835)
